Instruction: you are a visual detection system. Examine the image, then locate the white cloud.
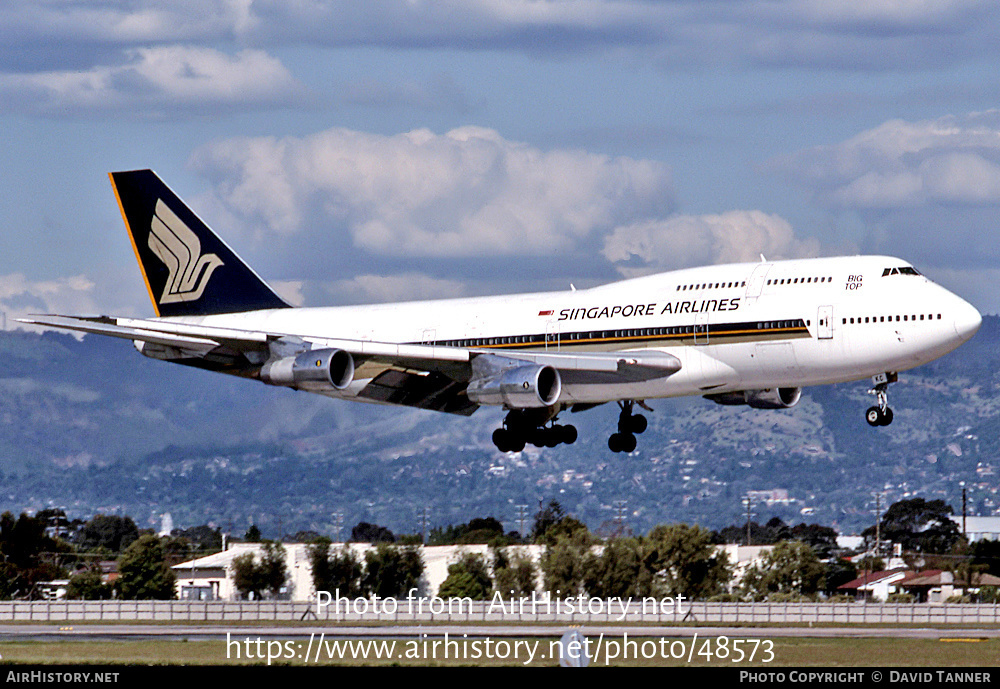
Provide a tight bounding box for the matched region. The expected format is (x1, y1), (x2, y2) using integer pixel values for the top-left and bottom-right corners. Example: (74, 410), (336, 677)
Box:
(602, 211), (820, 277)
(190, 125), (674, 258)
(0, 273), (97, 332)
(772, 111), (1000, 209)
(270, 280), (306, 307)
(0, 46), (301, 115)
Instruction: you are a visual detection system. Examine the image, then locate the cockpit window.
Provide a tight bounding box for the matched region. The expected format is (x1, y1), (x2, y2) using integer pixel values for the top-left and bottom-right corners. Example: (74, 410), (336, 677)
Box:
(881, 266), (921, 277)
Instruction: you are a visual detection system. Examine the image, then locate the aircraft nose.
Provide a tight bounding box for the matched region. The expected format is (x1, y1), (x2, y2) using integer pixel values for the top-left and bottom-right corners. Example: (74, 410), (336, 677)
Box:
(953, 297), (982, 343)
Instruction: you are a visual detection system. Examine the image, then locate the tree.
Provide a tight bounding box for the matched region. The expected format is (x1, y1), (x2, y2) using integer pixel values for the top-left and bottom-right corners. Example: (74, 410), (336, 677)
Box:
(172, 525), (223, 552)
(232, 553), (265, 600)
(864, 498), (963, 554)
(232, 542), (288, 599)
(309, 539), (365, 597)
(532, 500), (566, 542)
(77, 514), (139, 554)
(789, 523), (840, 559)
(362, 544), (423, 597)
(351, 522), (396, 544)
(823, 558), (858, 595)
(972, 539), (1000, 577)
(117, 534), (176, 600)
(646, 524), (731, 600)
(541, 531), (591, 597)
(244, 525), (261, 542)
(437, 552), (492, 599)
(260, 542), (288, 596)
(741, 541), (825, 601)
(539, 516), (591, 546)
(583, 538), (649, 598)
(492, 547), (538, 597)
(65, 569), (113, 600)
(428, 517), (506, 545)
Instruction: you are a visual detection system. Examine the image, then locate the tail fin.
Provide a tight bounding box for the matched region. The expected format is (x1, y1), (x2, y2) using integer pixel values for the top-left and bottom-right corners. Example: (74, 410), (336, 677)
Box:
(110, 169), (289, 318)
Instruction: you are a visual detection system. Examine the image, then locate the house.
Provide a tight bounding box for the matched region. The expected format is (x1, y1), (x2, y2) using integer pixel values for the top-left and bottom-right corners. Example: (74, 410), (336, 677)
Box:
(837, 569), (922, 601)
(899, 570), (1000, 603)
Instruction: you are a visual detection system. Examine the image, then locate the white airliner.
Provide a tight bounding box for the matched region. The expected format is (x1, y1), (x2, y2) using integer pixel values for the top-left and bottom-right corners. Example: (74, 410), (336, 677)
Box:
(23, 170), (982, 453)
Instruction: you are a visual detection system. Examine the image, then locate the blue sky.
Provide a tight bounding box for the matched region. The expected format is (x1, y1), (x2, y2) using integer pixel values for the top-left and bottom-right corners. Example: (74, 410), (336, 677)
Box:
(3, 1), (1000, 324)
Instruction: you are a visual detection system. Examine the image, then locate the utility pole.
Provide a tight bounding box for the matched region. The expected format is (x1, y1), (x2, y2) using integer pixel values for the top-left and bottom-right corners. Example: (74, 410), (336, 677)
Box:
(331, 512), (344, 543)
(743, 494), (755, 546)
(417, 507), (431, 544)
(961, 481), (968, 539)
(514, 505), (529, 540)
(873, 492), (882, 561)
(613, 500), (628, 536)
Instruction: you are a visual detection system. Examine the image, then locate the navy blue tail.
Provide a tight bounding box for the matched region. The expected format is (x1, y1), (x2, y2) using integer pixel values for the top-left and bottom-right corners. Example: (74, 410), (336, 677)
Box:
(110, 169), (289, 317)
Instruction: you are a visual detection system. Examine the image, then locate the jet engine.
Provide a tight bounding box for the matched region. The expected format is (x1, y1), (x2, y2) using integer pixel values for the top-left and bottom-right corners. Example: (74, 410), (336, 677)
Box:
(260, 348), (355, 391)
(706, 387), (802, 409)
(467, 364), (562, 408)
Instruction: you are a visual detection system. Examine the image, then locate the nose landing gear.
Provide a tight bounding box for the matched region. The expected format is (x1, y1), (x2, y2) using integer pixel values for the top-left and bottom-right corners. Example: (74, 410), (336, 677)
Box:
(609, 400), (649, 453)
(866, 372), (897, 427)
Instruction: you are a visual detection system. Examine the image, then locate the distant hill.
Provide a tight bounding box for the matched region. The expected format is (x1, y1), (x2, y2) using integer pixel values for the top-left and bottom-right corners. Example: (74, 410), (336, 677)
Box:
(1, 318), (997, 538)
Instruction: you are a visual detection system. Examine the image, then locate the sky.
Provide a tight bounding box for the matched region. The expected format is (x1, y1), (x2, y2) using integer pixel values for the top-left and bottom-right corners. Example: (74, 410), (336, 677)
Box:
(3, 0), (1000, 326)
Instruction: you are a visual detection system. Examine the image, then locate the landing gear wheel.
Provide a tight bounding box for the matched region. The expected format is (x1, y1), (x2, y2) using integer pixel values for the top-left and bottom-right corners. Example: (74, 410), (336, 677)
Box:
(493, 427), (526, 452)
(609, 433), (623, 453)
(560, 424), (578, 445)
(493, 428), (511, 451)
(608, 432), (637, 453)
(629, 414), (647, 434)
(496, 412), (576, 452)
(865, 405), (894, 427)
(621, 433), (637, 452)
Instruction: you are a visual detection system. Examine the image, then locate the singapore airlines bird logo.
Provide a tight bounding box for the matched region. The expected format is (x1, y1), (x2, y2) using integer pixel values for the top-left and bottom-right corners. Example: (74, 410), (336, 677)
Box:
(148, 199), (223, 304)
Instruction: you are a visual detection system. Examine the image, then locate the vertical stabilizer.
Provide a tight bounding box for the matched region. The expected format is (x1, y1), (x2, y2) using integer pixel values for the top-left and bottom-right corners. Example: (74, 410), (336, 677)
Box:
(110, 169), (289, 317)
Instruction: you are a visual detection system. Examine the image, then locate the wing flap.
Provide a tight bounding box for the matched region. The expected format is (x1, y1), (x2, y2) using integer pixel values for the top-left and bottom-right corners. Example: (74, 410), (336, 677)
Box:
(358, 369), (478, 416)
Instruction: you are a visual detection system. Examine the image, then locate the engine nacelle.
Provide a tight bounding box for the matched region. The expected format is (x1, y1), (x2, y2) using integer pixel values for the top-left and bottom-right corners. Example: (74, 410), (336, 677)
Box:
(260, 348), (355, 391)
(706, 387), (802, 409)
(467, 364), (562, 408)
(744, 387), (802, 409)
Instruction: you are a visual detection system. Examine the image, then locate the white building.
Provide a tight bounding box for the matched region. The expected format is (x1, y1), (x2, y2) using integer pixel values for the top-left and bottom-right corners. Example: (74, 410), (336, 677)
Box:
(174, 541), (772, 602)
(173, 543), (545, 601)
(173, 542), (320, 601)
(949, 515), (1000, 542)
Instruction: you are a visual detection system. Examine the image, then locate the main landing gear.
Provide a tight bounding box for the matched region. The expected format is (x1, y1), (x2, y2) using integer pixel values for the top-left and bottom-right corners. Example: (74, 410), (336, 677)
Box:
(492, 409), (577, 452)
(865, 372), (897, 427)
(608, 400), (649, 453)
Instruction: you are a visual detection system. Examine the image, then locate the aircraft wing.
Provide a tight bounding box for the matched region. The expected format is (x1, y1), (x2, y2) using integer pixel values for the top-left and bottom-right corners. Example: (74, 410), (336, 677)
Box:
(20, 314), (681, 414)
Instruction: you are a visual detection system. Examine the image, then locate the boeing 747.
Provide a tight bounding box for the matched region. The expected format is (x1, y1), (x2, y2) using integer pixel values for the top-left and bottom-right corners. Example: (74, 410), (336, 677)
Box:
(22, 170), (982, 453)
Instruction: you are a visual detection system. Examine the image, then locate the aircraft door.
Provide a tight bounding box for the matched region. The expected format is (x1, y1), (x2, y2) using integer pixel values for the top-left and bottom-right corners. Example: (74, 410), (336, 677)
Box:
(817, 306), (833, 340)
(745, 263), (772, 302)
(694, 312), (709, 345)
(545, 320), (560, 350)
